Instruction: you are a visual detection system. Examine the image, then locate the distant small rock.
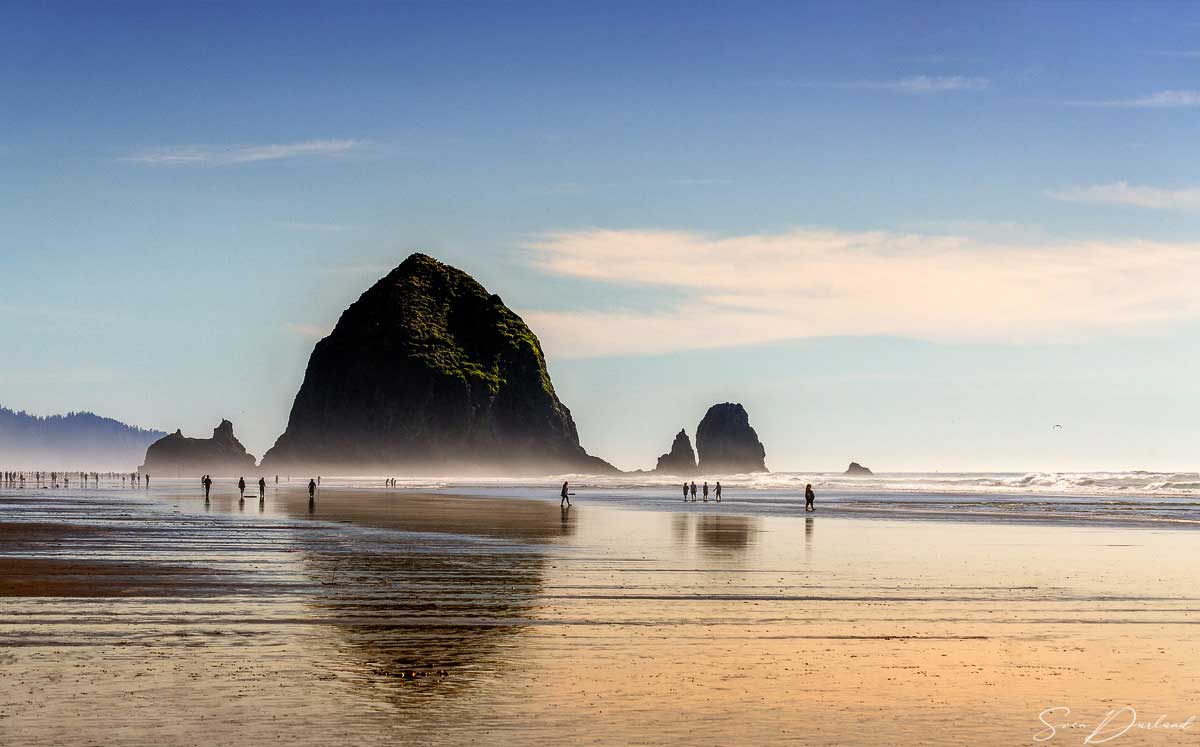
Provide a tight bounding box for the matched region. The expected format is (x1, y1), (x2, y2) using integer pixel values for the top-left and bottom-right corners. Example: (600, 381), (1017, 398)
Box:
(140, 419), (257, 475)
(654, 429), (697, 475)
(845, 461), (873, 475)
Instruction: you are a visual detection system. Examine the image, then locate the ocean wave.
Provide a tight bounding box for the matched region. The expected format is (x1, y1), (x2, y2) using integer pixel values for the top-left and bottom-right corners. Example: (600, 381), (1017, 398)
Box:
(329, 470), (1200, 498)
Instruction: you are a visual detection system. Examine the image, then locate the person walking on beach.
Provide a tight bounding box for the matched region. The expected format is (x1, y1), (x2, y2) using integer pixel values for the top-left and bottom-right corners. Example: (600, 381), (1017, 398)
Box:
(203, 475), (212, 501)
(715, 481), (722, 502)
(805, 483), (815, 512)
(308, 479), (316, 501)
(238, 477), (246, 501)
(702, 481), (709, 502)
(682, 482), (689, 501)
(258, 477), (266, 501)
(560, 480), (571, 507)
(690, 481), (697, 501)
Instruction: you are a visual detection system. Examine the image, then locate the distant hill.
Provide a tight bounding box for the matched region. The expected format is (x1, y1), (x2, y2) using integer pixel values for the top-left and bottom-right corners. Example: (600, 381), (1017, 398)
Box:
(0, 406), (166, 469)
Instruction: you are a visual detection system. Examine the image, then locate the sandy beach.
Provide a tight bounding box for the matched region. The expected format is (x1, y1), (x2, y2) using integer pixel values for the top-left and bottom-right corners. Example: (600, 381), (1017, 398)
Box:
(2, 482), (1199, 746)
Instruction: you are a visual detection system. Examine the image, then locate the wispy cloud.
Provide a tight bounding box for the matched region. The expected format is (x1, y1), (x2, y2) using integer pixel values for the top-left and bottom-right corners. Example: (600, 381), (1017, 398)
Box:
(1147, 50), (1200, 59)
(122, 139), (362, 166)
(317, 262), (395, 276)
(285, 323), (329, 340)
(799, 75), (989, 94)
(1072, 90), (1200, 108)
(273, 221), (362, 233)
(666, 178), (735, 186)
(520, 227), (1200, 358)
(1047, 181), (1200, 211)
(0, 367), (125, 385)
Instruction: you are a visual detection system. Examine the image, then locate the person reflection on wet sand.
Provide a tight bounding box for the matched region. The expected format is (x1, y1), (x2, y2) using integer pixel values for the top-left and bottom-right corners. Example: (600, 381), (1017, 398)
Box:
(695, 514), (758, 554)
(805, 516), (814, 559)
(671, 512), (693, 545)
(287, 493), (576, 705)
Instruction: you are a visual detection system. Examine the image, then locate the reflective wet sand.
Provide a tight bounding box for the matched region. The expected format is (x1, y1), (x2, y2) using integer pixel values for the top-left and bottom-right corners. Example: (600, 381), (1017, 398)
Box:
(2, 483), (1199, 745)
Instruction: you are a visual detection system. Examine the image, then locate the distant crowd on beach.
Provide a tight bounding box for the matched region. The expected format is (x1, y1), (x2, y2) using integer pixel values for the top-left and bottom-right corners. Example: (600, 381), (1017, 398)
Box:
(1, 470), (153, 489)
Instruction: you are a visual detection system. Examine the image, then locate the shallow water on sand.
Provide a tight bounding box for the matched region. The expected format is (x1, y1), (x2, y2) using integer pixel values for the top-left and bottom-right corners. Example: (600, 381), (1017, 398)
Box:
(2, 481), (1199, 745)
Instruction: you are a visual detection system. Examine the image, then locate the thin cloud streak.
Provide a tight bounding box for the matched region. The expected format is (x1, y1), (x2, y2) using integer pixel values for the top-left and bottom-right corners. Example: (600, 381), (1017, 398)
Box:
(1147, 50), (1200, 58)
(273, 221), (362, 232)
(1072, 90), (1200, 108)
(1047, 182), (1200, 211)
(122, 139), (362, 166)
(522, 228), (1200, 358)
(797, 75), (989, 94)
(285, 323), (329, 340)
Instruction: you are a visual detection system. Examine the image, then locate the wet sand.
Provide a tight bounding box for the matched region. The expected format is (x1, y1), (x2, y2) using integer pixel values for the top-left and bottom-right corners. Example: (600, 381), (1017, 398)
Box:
(1, 483), (1198, 745)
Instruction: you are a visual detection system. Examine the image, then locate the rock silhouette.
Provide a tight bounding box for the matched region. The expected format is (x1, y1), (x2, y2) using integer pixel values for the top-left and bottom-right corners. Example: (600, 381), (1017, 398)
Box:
(654, 429), (697, 475)
(140, 419), (256, 475)
(845, 461), (873, 475)
(261, 253), (614, 475)
(695, 403), (767, 473)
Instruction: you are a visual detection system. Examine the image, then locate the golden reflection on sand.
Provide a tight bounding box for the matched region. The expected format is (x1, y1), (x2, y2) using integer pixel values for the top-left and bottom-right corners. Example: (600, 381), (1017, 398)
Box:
(1, 487), (1199, 745)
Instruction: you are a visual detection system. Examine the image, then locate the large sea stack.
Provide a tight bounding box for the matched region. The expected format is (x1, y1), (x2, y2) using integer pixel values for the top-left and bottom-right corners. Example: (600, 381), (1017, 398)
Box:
(140, 419), (256, 475)
(695, 403), (768, 473)
(261, 253), (615, 475)
(654, 429), (697, 475)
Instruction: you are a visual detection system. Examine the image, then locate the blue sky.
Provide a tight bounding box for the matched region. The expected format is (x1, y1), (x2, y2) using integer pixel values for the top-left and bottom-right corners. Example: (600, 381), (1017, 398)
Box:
(4, 1), (1200, 471)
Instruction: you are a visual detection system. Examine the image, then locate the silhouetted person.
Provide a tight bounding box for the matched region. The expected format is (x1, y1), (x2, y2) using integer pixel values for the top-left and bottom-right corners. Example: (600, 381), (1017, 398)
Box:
(702, 481), (709, 502)
(145, 474), (150, 489)
(258, 477), (266, 501)
(805, 483), (815, 512)
(560, 480), (570, 507)
(682, 482), (689, 501)
(204, 475), (212, 501)
(308, 479), (316, 501)
(715, 481), (722, 502)
(238, 477), (246, 501)
(690, 481), (697, 501)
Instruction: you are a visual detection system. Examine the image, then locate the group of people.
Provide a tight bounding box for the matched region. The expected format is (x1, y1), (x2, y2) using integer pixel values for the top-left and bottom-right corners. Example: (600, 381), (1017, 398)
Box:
(683, 480), (722, 502)
(232, 476), (268, 502)
(558, 479), (819, 511)
(199, 475), (317, 503)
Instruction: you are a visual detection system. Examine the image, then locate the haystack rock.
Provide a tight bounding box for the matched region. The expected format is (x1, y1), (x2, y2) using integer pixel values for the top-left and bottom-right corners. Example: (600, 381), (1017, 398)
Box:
(845, 461), (873, 475)
(140, 419), (256, 475)
(261, 253), (615, 475)
(695, 403), (767, 473)
(654, 429), (697, 475)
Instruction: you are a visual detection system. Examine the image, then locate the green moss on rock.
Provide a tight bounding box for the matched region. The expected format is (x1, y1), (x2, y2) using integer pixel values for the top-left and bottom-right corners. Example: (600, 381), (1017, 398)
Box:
(262, 253), (613, 474)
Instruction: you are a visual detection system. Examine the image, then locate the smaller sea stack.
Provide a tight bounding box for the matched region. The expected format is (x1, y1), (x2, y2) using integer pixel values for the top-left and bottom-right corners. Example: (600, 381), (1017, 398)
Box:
(654, 429), (697, 475)
(140, 420), (257, 475)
